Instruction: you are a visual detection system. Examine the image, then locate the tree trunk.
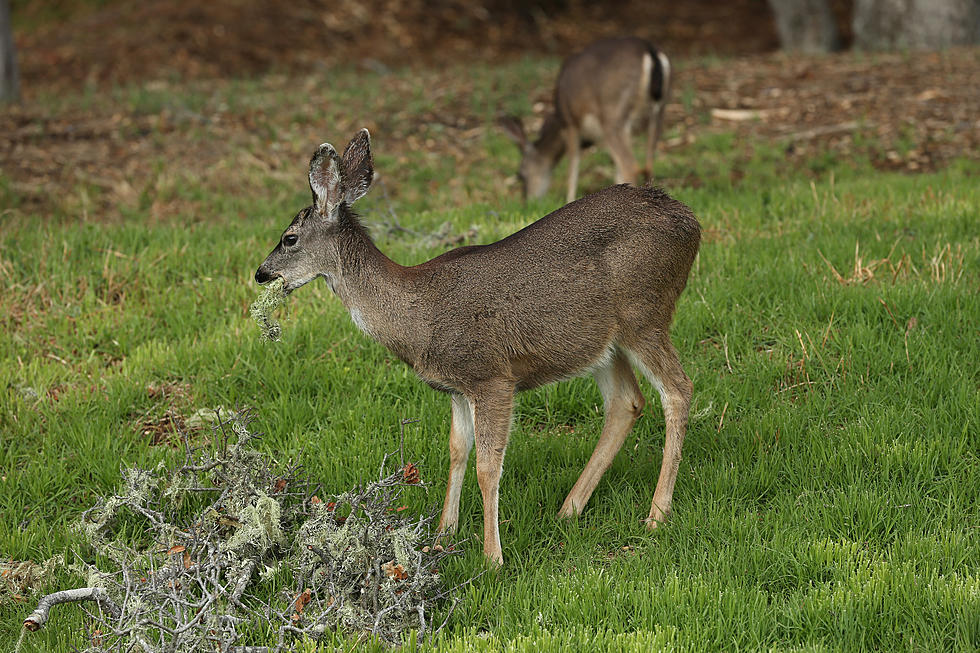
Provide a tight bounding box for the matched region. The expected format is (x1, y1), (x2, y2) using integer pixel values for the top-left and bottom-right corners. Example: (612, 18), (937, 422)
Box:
(0, 0), (18, 102)
(768, 0), (843, 53)
(853, 0), (980, 50)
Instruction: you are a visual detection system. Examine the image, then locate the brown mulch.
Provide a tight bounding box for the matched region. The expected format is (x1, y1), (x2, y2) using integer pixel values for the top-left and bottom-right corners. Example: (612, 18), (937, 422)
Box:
(681, 50), (980, 174)
(3, 1), (978, 223)
(14, 0), (787, 90)
(2, 49), (977, 223)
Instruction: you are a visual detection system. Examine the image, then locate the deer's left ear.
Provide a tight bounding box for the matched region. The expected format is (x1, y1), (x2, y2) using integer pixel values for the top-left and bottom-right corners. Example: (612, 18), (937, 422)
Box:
(498, 115), (527, 149)
(309, 143), (343, 217)
(341, 128), (374, 205)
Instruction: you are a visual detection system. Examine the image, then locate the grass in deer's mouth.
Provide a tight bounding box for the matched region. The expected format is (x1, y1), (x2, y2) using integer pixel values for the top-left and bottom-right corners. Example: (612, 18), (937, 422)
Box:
(249, 277), (287, 341)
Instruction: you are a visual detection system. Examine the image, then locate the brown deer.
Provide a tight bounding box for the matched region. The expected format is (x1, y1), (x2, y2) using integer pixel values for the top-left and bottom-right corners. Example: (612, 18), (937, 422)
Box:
(255, 129), (701, 565)
(500, 36), (672, 204)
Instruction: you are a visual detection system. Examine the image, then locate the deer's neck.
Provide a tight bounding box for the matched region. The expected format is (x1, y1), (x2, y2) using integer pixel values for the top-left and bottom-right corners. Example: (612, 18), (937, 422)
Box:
(330, 213), (425, 366)
(533, 112), (567, 166)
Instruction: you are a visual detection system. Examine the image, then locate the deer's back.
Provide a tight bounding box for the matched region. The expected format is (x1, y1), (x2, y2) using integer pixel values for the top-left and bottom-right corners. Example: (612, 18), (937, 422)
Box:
(409, 185), (700, 390)
(422, 185), (698, 288)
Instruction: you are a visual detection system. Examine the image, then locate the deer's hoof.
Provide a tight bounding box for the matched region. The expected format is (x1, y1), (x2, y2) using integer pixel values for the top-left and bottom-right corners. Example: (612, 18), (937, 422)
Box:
(645, 509), (669, 530)
(557, 498), (584, 519)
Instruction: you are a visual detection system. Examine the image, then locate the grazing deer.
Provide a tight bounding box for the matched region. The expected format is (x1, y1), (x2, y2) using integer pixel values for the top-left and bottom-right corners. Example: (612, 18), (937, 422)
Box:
(500, 36), (672, 204)
(255, 129), (701, 565)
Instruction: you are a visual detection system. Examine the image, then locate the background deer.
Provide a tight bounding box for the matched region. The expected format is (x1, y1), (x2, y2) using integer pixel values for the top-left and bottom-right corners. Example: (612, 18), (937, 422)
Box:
(500, 36), (672, 204)
(255, 129), (701, 565)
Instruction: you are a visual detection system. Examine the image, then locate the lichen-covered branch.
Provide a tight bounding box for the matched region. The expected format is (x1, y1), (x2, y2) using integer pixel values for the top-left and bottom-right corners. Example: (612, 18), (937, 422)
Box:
(19, 409), (466, 650)
(23, 586), (121, 631)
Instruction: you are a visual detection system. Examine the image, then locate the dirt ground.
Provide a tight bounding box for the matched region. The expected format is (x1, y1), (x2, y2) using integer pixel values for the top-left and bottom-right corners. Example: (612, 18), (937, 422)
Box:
(13, 0), (791, 87)
(3, 1), (978, 221)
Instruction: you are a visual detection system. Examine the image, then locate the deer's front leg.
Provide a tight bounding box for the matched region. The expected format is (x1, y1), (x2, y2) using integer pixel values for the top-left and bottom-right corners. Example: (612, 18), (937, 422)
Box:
(438, 394), (475, 534)
(470, 382), (515, 565)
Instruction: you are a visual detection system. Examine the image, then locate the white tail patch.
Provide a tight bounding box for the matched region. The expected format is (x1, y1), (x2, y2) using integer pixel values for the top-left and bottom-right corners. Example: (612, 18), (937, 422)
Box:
(656, 51), (671, 101)
(627, 53), (656, 135)
(640, 52), (654, 101)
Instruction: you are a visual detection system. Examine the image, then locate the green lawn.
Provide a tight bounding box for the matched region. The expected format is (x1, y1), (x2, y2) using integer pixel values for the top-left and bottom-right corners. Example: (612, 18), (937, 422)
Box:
(1, 57), (978, 652)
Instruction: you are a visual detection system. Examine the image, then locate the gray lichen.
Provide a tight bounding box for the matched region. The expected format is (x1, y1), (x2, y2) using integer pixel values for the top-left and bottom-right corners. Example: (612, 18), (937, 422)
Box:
(249, 277), (287, 341)
(222, 491), (286, 557)
(26, 410), (463, 651)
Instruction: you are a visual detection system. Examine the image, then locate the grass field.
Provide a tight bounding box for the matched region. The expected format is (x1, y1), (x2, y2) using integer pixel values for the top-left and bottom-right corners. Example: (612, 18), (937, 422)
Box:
(1, 55), (979, 652)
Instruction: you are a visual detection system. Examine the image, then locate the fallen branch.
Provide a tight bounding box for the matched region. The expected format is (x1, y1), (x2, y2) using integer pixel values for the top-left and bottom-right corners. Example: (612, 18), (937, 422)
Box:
(711, 107), (782, 122)
(785, 121), (860, 142)
(23, 586), (121, 631)
(19, 410), (466, 649)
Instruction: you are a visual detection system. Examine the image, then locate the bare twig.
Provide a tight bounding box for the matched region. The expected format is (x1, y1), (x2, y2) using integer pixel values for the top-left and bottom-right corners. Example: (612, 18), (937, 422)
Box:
(23, 587), (121, 631)
(399, 418), (420, 467)
(785, 121), (860, 142)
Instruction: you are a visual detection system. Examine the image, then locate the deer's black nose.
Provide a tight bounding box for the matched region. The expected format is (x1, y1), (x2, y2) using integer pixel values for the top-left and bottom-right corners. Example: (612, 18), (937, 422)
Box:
(255, 268), (272, 285)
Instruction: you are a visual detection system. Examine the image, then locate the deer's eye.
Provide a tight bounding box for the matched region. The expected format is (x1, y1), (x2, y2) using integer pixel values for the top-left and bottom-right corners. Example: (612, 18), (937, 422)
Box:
(282, 234), (298, 247)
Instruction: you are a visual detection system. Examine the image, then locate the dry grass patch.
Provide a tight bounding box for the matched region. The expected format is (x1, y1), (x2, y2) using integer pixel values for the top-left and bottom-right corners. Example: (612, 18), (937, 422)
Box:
(818, 240), (970, 286)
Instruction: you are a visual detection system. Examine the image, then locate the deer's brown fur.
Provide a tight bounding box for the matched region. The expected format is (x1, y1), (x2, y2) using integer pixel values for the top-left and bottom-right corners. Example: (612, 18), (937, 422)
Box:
(256, 129), (700, 564)
(501, 36), (671, 204)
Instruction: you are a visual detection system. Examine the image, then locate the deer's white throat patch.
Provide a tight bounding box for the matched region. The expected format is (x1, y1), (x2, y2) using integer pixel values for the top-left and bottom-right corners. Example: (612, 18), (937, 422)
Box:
(349, 307), (375, 337)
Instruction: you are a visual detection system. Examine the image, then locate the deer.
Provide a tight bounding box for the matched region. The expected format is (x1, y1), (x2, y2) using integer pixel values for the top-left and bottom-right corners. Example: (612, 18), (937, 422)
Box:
(500, 36), (672, 205)
(254, 129), (701, 565)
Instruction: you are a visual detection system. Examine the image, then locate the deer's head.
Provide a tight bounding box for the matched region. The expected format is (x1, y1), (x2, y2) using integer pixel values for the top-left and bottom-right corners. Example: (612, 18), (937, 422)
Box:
(499, 116), (555, 201)
(254, 129), (374, 293)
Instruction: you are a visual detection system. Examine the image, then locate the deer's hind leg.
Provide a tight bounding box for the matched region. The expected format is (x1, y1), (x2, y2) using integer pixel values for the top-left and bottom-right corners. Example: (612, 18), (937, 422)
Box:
(603, 124), (641, 186)
(559, 348), (645, 518)
(625, 336), (692, 528)
(644, 99), (666, 179)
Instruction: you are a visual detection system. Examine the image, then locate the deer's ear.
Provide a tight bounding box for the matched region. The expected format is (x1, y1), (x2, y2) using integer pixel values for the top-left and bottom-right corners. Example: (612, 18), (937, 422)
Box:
(309, 143), (343, 217)
(341, 128), (374, 205)
(498, 115), (527, 149)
